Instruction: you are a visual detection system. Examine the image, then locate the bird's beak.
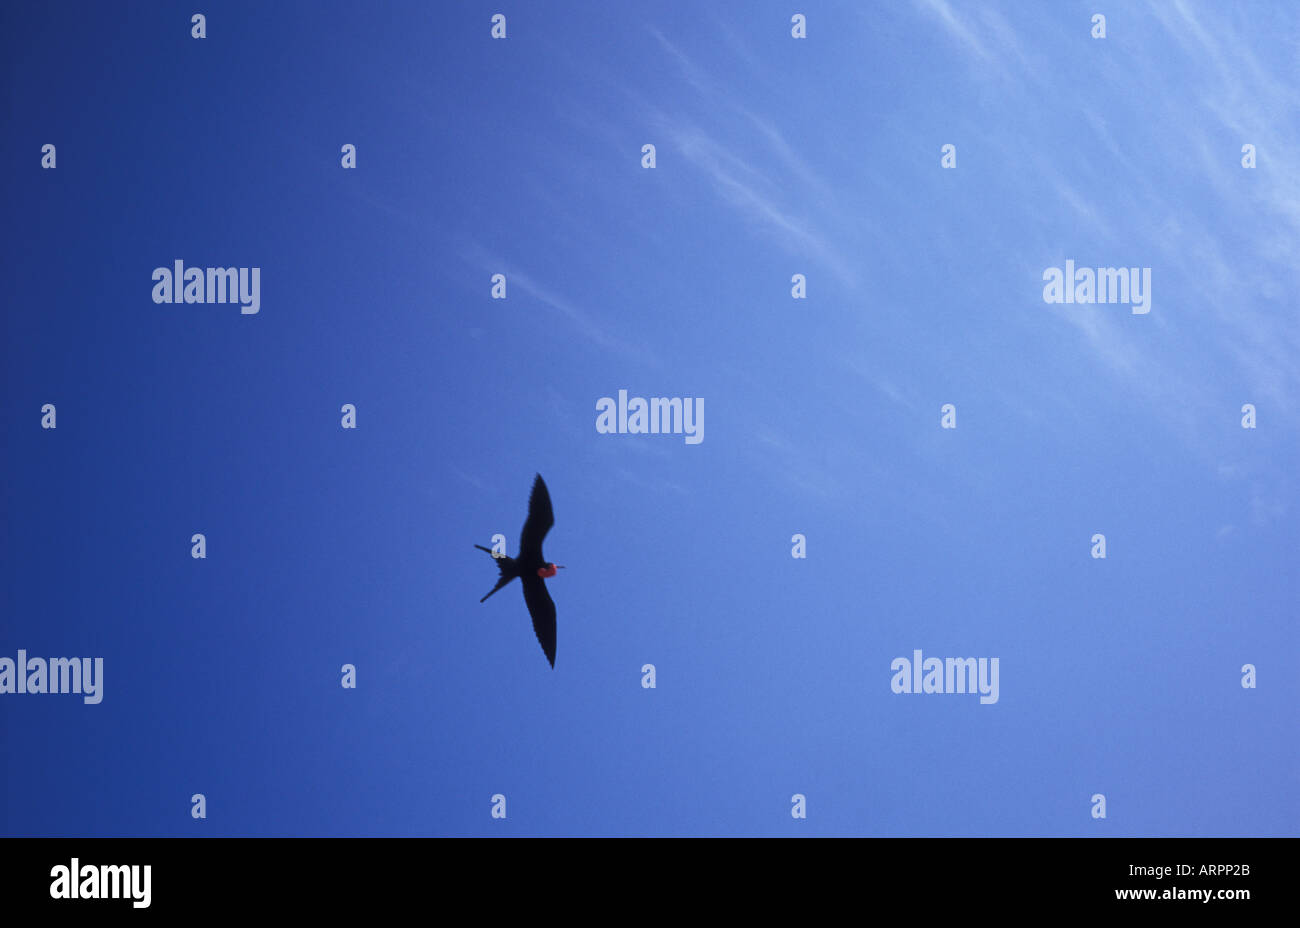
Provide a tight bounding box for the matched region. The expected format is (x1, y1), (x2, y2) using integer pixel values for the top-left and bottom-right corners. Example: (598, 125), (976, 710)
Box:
(556, 565), (566, 569)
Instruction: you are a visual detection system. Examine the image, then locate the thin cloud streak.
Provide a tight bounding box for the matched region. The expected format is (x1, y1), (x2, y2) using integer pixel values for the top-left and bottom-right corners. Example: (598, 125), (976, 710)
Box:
(458, 242), (657, 365)
(642, 28), (864, 287)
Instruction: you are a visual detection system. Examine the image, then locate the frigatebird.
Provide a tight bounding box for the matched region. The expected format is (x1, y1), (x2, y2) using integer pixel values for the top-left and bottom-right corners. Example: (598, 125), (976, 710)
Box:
(475, 473), (564, 667)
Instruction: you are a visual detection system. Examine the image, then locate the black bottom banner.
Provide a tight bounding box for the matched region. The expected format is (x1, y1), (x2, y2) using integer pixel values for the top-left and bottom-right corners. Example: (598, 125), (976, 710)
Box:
(1, 837), (1284, 915)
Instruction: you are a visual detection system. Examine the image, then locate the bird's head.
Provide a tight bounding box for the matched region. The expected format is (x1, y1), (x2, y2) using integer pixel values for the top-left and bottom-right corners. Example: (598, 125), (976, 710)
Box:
(537, 563), (565, 578)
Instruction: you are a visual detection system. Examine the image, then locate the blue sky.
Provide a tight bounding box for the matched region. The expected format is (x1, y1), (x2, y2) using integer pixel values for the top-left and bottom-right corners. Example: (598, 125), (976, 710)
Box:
(2, 1), (1296, 836)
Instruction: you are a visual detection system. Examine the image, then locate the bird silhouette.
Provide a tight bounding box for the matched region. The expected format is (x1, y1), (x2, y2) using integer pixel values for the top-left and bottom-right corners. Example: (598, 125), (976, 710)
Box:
(475, 474), (564, 667)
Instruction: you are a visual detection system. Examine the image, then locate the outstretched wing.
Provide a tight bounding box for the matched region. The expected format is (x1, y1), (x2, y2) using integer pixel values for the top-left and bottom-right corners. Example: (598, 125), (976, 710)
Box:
(519, 474), (554, 562)
(520, 574), (557, 667)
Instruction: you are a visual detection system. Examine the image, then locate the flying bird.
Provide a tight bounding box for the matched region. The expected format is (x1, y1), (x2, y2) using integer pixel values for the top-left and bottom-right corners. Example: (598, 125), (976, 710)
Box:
(475, 473), (564, 666)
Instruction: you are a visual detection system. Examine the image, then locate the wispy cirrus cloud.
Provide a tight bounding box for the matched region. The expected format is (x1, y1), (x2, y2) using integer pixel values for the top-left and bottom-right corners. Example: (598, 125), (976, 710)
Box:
(639, 27), (864, 287)
(914, 0), (996, 63)
(911, 1), (1299, 432)
(458, 242), (656, 364)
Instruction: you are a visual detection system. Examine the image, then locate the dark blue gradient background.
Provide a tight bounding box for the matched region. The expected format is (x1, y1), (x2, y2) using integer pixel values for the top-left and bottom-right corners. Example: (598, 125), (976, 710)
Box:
(3, 1), (1297, 836)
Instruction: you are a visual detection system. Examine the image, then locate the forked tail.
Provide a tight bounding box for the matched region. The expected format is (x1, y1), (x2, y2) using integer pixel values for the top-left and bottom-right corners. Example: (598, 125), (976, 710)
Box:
(475, 544), (514, 602)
